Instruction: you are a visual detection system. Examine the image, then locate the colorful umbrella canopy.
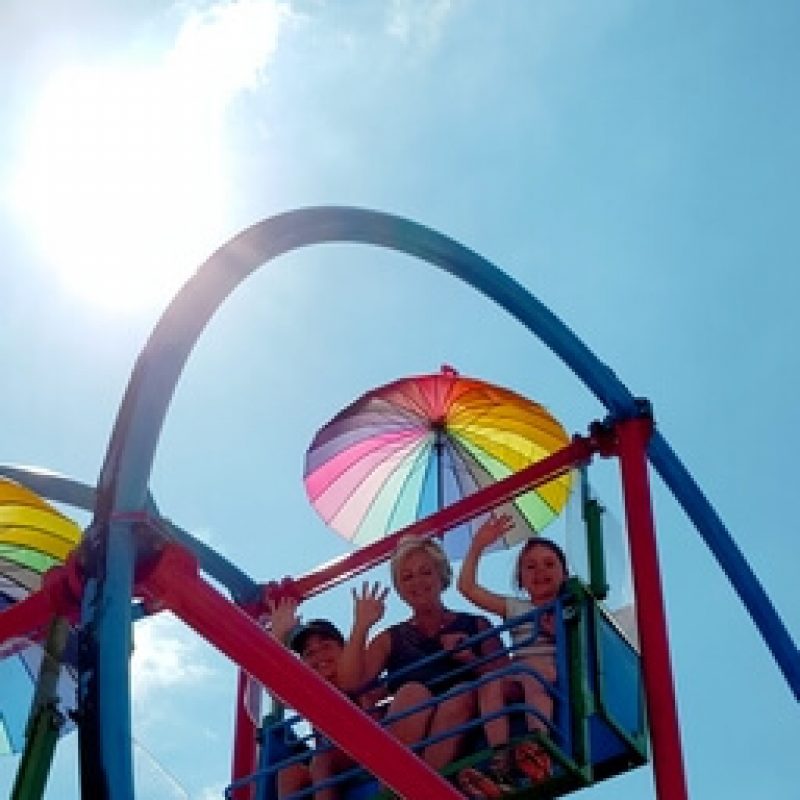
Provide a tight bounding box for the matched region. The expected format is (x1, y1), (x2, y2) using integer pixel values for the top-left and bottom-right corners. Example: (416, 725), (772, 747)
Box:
(0, 477), (81, 755)
(304, 367), (573, 558)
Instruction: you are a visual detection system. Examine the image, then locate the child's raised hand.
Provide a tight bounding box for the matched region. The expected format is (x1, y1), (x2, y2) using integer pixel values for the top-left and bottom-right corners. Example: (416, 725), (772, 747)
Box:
(352, 581), (389, 630)
(473, 512), (514, 549)
(267, 596), (300, 644)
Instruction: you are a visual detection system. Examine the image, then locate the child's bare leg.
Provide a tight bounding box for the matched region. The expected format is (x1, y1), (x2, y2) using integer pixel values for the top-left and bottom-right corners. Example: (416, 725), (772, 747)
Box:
(277, 763), (311, 799)
(477, 676), (511, 749)
(520, 657), (556, 733)
(422, 689), (477, 770)
(309, 748), (351, 800)
(384, 682), (434, 748)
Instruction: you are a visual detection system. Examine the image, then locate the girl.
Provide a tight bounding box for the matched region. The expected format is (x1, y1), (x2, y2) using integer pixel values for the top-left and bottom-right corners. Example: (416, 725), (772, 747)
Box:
(456, 512), (568, 794)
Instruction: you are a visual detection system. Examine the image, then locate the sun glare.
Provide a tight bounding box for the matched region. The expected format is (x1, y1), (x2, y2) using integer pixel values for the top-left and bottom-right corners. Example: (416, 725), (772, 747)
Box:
(10, 0), (288, 312)
(12, 63), (229, 312)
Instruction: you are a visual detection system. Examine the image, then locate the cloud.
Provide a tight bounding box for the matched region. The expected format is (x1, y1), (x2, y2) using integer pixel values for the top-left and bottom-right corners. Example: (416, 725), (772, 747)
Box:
(386, 0), (455, 49)
(131, 613), (215, 702)
(167, 0), (293, 111)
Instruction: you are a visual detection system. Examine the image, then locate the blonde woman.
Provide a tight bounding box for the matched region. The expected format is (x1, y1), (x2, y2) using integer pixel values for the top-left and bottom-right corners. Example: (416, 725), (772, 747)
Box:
(338, 536), (506, 775)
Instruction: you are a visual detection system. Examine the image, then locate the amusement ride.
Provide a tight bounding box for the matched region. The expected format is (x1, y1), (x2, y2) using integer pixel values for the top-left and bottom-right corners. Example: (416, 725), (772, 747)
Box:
(1, 207), (798, 800)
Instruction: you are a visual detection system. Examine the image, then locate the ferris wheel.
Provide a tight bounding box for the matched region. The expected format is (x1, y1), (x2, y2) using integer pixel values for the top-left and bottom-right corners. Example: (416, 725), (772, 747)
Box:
(1, 208), (797, 800)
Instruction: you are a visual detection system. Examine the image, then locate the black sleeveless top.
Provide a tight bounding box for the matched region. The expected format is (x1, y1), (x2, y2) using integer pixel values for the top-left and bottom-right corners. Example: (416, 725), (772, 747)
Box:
(385, 611), (486, 695)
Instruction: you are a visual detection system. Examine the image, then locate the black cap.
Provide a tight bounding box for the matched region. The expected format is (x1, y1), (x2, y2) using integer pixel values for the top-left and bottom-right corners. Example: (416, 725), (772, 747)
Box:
(289, 619), (345, 654)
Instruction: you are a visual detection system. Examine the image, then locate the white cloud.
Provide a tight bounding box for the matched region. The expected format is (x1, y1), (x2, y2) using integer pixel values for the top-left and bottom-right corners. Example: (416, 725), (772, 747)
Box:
(386, 0), (454, 49)
(131, 613), (215, 702)
(168, 0), (292, 111)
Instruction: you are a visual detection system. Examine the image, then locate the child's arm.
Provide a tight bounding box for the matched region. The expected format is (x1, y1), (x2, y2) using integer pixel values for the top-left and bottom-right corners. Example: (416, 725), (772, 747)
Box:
(457, 512), (514, 617)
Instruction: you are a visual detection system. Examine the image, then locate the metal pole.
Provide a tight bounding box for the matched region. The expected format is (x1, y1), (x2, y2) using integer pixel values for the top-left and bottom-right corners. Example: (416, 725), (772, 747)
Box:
(616, 416), (688, 800)
(231, 669), (258, 800)
(78, 521), (136, 799)
(11, 618), (70, 800)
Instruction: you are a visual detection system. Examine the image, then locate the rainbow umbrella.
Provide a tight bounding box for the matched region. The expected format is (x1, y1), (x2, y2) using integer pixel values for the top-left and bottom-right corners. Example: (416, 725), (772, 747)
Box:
(0, 477), (81, 755)
(304, 367), (573, 558)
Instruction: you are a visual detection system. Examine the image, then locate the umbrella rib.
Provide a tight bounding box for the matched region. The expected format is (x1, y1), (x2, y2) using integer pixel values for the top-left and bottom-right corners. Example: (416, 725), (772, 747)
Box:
(321, 435), (422, 529)
(0, 524), (79, 559)
(449, 433), (562, 521)
(449, 389), (565, 437)
(450, 410), (567, 489)
(0, 515), (81, 548)
(378, 438), (433, 539)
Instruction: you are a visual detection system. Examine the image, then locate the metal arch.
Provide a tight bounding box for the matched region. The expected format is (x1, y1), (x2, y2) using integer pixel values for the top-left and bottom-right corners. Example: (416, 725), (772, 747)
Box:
(97, 205), (796, 695)
(86, 205), (798, 797)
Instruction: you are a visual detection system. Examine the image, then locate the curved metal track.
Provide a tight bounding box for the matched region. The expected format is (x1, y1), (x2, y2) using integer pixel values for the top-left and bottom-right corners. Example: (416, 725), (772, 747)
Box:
(99, 206), (796, 693)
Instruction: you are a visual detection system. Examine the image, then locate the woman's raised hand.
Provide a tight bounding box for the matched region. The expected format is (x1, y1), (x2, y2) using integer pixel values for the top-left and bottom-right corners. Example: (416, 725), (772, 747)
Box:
(352, 581), (389, 631)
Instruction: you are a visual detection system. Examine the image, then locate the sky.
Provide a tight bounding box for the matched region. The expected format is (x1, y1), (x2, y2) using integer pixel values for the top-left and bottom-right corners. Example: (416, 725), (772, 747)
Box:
(1, 0), (799, 798)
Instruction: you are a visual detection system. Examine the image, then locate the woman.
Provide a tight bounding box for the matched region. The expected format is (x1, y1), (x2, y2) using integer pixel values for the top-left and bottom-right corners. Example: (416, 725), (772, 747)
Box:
(338, 535), (506, 772)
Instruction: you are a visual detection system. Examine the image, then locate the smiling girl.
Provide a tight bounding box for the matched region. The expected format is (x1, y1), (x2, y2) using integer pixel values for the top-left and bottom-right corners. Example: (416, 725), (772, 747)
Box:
(456, 513), (569, 794)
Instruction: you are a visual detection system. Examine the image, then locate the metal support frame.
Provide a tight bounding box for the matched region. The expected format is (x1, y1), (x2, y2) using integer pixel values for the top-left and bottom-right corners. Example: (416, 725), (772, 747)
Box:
(10, 618), (71, 800)
(4, 206), (793, 798)
(615, 415), (688, 800)
(231, 669), (258, 800)
(135, 543), (463, 800)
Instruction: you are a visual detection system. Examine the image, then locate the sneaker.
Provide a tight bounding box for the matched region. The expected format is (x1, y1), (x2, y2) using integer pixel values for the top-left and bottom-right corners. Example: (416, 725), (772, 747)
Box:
(456, 767), (506, 799)
(513, 741), (551, 783)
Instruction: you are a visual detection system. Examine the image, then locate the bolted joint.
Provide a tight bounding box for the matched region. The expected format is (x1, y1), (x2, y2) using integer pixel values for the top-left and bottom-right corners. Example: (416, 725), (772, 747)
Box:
(587, 420), (618, 458)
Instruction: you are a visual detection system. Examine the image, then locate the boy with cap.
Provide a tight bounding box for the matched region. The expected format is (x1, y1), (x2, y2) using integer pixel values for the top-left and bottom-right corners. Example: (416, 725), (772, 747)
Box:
(270, 598), (369, 800)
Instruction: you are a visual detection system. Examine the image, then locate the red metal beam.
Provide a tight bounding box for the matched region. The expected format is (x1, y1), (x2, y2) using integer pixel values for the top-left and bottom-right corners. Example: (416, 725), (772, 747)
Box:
(289, 433), (600, 602)
(137, 543), (463, 800)
(231, 669), (257, 800)
(0, 557), (81, 645)
(616, 417), (688, 800)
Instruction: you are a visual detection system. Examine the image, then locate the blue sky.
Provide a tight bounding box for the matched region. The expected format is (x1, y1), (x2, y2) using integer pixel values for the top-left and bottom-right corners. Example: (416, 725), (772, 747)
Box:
(1, 1), (798, 798)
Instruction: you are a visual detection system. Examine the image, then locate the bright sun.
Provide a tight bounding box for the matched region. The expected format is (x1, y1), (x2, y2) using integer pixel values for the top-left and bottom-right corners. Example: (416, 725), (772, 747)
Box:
(10, 2), (286, 312)
(12, 63), (230, 312)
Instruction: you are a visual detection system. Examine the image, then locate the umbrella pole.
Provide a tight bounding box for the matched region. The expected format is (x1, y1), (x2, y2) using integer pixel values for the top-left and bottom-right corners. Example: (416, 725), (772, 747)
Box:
(434, 425), (444, 511)
(11, 617), (70, 800)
